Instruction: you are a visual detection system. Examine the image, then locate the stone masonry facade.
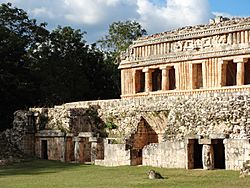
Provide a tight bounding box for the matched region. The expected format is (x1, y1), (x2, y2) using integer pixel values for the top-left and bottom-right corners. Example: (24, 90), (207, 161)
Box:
(5, 17), (250, 170)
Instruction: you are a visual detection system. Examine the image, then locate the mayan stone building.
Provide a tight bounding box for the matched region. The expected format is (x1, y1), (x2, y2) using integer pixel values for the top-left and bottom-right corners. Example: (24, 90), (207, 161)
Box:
(13, 17), (250, 171)
(119, 16), (250, 97)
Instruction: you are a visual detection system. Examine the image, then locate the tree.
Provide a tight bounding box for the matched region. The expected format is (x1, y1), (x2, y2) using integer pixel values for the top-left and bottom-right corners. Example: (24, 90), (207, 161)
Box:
(0, 3), (48, 131)
(98, 20), (147, 96)
(98, 20), (147, 58)
(33, 26), (120, 105)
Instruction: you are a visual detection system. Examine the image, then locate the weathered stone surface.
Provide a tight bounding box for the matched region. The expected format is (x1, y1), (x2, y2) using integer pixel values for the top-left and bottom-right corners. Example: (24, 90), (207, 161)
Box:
(95, 139), (130, 166)
(240, 160), (250, 177)
(23, 90), (250, 169)
(0, 110), (34, 161)
(202, 145), (214, 170)
(143, 141), (186, 168)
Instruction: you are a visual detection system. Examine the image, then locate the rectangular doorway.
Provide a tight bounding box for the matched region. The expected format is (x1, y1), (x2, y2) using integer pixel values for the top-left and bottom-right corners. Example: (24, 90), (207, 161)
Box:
(187, 139), (203, 169)
(213, 139), (225, 169)
(41, 140), (48, 159)
(131, 149), (142, 166)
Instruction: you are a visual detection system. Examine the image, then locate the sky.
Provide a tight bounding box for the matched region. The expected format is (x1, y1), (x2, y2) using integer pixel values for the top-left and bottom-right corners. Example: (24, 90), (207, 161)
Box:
(1, 0), (250, 43)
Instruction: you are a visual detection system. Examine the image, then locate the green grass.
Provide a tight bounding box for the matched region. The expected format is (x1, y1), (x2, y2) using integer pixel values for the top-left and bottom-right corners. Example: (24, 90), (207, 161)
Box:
(0, 159), (250, 188)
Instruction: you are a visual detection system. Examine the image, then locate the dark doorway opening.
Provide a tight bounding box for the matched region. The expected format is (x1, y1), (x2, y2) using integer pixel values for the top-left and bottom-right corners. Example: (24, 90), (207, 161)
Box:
(193, 139), (203, 168)
(187, 139), (202, 169)
(169, 67), (176, 90)
(192, 63), (203, 89)
(152, 69), (162, 91)
(226, 60), (237, 86)
(244, 59), (250, 85)
(41, 140), (48, 159)
(135, 70), (145, 93)
(213, 139), (225, 169)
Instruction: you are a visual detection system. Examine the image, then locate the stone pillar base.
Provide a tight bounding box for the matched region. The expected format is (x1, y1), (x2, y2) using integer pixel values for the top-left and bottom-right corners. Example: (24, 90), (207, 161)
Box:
(202, 144), (214, 170)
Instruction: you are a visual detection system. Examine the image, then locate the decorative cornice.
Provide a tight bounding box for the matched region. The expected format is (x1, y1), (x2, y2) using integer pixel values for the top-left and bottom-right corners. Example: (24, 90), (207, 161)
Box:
(133, 17), (250, 46)
(119, 45), (250, 69)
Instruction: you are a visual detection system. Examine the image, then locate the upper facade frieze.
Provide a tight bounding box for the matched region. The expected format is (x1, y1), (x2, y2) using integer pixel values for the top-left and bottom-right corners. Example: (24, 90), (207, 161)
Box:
(133, 17), (250, 46)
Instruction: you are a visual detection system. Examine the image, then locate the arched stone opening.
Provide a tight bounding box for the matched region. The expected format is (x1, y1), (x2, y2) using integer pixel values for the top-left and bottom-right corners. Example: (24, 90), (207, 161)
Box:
(127, 117), (158, 166)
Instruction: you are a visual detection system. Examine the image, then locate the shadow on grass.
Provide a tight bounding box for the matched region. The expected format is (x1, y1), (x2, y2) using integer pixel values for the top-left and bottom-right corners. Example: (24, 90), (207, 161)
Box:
(0, 159), (85, 176)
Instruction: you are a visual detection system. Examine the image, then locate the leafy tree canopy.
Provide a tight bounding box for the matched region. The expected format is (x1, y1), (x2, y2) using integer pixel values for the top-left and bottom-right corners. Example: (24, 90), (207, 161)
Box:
(98, 20), (147, 57)
(0, 3), (49, 131)
(0, 4), (147, 131)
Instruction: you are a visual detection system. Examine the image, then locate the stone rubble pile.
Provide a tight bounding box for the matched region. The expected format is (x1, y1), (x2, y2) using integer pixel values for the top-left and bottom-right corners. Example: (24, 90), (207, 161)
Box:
(0, 110), (31, 164)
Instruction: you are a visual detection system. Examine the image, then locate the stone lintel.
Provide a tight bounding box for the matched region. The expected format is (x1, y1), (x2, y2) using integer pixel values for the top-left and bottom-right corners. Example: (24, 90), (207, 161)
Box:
(73, 137), (80, 142)
(218, 59), (229, 64)
(89, 137), (97, 142)
(142, 67), (150, 72)
(78, 132), (94, 138)
(199, 138), (212, 145)
(233, 57), (249, 63)
(35, 130), (65, 137)
(191, 60), (204, 64)
(159, 65), (173, 70)
(210, 134), (228, 139)
(66, 133), (74, 137)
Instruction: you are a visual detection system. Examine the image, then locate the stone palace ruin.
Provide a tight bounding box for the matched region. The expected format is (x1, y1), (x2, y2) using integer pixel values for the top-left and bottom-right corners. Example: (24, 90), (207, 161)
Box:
(5, 16), (250, 170)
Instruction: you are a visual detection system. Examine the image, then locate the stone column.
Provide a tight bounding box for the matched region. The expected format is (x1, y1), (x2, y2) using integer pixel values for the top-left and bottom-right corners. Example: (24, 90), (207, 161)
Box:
(143, 68), (152, 92)
(202, 144), (214, 170)
(234, 58), (247, 86)
(233, 32), (237, 44)
(74, 137), (80, 163)
(160, 67), (170, 91)
(148, 45), (151, 56)
(228, 33), (233, 45)
(133, 69), (137, 94)
(241, 31), (245, 43)
(237, 62), (244, 86)
(90, 138), (97, 164)
(202, 62), (207, 88)
(245, 31), (249, 43)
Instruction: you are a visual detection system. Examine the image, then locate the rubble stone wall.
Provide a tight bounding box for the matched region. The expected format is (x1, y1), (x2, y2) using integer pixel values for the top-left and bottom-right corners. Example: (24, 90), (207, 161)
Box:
(29, 90), (250, 169)
(37, 90), (250, 142)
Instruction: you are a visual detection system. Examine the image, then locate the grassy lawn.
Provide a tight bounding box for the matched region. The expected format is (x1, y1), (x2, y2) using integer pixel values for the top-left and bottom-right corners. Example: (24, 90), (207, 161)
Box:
(0, 160), (250, 188)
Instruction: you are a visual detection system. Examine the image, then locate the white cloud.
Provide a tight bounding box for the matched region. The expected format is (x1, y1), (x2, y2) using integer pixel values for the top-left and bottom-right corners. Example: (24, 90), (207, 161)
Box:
(63, 0), (136, 25)
(31, 7), (55, 19)
(137, 0), (212, 34)
(1, 0), (213, 42)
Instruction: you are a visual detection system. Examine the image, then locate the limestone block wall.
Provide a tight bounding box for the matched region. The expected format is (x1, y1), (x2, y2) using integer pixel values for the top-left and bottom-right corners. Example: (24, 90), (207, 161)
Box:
(143, 141), (186, 168)
(224, 139), (250, 170)
(95, 141), (130, 166)
(35, 130), (65, 161)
